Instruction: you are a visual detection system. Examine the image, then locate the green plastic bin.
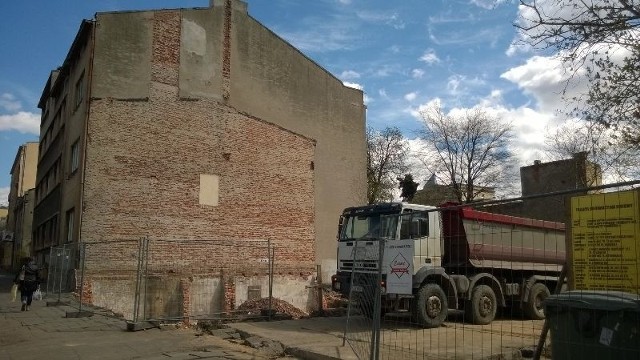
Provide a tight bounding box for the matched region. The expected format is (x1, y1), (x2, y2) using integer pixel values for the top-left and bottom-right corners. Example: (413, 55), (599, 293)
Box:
(544, 291), (640, 359)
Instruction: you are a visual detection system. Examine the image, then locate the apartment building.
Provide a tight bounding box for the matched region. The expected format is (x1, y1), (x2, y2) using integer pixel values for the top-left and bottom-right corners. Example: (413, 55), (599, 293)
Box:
(34, 0), (366, 314)
(3, 143), (38, 269)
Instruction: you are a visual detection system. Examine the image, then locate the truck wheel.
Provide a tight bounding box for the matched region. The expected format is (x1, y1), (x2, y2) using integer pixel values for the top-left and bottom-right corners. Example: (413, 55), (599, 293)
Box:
(412, 284), (448, 328)
(524, 283), (550, 320)
(465, 285), (497, 325)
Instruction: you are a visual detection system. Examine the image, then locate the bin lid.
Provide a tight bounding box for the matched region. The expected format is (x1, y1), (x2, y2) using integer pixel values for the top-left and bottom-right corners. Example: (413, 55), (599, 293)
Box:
(544, 290), (640, 312)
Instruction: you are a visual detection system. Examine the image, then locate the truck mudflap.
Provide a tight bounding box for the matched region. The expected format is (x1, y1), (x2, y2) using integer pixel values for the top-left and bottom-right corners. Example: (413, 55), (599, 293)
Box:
(413, 266), (458, 309)
(467, 273), (506, 307)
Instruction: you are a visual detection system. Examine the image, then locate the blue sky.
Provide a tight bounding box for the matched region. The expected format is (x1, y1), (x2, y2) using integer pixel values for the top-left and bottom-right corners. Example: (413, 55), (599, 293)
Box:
(0, 0), (576, 205)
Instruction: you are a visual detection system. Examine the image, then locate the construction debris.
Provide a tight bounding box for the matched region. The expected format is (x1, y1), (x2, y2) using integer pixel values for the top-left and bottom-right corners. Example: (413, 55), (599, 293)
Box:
(238, 298), (308, 319)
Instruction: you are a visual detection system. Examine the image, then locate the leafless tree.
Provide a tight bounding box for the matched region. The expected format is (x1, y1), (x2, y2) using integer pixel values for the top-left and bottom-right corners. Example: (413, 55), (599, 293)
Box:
(515, 0), (640, 147)
(418, 104), (516, 203)
(367, 127), (408, 204)
(544, 118), (640, 181)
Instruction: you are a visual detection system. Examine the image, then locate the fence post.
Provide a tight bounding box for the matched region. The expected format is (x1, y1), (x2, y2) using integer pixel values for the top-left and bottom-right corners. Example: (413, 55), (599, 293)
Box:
(268, 242), (274, 321)
(369, 238), (384, 360)
(57, 244), (68, 303)
(342, 238), (359, 347)
(143, 236), (149, 321)
(78, 243), (87, 313)
(133, 238), (143, 323)
(45, 246), (53, 298)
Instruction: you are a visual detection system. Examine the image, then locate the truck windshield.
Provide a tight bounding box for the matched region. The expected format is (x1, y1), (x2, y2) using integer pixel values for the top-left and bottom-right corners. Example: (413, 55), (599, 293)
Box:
(339, 213), (398, 241)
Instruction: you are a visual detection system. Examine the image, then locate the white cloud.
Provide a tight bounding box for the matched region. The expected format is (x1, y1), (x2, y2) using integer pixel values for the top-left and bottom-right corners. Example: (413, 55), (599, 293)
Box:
(500, 54), (586, 115)
(0, 111), (40, 134)
(372, 64), (404, 77)
(447, 77), (462, 95)
(419, 49), (440, 65)
(0, 187), (9, 207)
(343, 81), (363, 90)
(470, 0), (508, 9)
(409, 94), (559, 170)
(278, 14), (359, 53)
(337, 0), (351, 4)
(404, 92), (418, 101)
(340, 70), (361, 80)
(505, 41), (533, 57)
(411, 69), (425, 79)
(356, 11), (405, 29)
(0, 93), (22, 112)
(429, 26), (503, 47)
(444, 74), (486, 97)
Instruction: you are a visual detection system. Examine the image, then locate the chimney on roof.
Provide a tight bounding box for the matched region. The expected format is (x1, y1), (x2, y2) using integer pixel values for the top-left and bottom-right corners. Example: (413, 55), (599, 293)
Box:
(211, 0), (248, 13)
(533, 160), (542, 165)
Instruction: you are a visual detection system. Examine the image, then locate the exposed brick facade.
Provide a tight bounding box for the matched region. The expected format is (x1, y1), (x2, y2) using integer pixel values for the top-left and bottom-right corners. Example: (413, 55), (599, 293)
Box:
(39, 1), (366, 319)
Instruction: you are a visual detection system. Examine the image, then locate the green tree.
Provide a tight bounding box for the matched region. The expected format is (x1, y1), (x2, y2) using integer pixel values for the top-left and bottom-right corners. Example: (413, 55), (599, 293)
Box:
(397, 174), (419, 202)
(367, 127), (408, 204)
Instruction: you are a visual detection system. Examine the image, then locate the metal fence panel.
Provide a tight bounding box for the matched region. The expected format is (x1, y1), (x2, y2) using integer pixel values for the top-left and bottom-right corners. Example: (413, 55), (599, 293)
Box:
(136, 238), (275, 323)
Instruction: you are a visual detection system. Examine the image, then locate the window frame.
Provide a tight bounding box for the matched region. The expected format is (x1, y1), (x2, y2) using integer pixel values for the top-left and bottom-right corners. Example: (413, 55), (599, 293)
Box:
(70, 139), (80, 174)
(66, 208), (75, 243)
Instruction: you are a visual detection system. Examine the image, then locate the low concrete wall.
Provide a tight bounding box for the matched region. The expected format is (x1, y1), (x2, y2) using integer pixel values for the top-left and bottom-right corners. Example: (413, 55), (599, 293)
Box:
(84, 272), (317, 321)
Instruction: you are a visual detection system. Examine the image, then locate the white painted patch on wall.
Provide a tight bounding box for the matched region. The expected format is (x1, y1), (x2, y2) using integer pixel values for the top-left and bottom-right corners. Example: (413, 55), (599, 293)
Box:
(182, 20), (206, 56)
(199, 174), (219, 206)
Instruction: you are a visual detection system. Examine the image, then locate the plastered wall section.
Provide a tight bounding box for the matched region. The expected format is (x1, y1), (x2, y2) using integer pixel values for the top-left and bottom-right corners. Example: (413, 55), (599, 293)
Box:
(229, 9), (367, 275)
(83, 10), (316, 273)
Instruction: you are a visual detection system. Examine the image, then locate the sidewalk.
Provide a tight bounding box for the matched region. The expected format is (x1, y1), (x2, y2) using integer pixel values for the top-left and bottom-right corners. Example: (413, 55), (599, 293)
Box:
(0, 271), (279, 360)
(226, 318), (357, 360)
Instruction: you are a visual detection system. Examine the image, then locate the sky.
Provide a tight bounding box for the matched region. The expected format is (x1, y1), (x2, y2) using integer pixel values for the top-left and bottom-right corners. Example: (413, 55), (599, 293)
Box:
(0, 0), (580, 206)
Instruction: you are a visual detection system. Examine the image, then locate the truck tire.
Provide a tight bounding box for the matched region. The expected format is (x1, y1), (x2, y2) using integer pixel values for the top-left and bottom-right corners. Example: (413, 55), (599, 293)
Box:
(412, 283), (448, 328)
(524, 283), (550, 320)
(465, 285), (497, 325)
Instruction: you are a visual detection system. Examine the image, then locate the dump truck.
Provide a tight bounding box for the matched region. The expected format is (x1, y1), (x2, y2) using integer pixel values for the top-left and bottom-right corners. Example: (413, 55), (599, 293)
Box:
(331, 202), (566, 327)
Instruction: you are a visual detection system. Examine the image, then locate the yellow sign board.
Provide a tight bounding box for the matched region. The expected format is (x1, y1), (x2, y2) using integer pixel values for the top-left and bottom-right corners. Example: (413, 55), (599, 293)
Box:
(570, 190), (640, 294)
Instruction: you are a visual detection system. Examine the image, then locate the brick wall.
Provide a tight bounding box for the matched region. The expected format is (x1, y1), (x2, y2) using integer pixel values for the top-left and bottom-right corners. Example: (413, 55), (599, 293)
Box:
(78, 9), (317, 318)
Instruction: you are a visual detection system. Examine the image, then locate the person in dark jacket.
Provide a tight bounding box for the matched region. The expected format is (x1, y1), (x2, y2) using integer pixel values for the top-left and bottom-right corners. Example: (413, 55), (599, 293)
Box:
(14, 257), (40, 311)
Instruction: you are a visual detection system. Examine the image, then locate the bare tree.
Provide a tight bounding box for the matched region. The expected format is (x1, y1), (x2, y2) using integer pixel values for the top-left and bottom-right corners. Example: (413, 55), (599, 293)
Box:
(367, 127), (408, 204)
(515, 0), (640, 147)
(544, 118), (640, 181)
(418, 104), (516, 203)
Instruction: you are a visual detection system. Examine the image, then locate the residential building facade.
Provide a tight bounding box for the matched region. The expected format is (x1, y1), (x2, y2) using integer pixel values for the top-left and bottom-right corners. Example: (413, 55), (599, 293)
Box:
(35, 0), (366, 315)
(3, 142), (38, 270)
(484, 153), (602, 222)
(412, 154), (601, 223)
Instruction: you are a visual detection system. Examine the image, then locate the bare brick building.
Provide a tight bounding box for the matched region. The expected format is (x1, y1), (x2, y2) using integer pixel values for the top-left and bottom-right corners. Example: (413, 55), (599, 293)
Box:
(34, 0), (366, 316)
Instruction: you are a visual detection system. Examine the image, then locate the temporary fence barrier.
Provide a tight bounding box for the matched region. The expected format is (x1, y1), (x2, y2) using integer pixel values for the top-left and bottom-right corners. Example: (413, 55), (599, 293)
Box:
(46, 238), (277, 324)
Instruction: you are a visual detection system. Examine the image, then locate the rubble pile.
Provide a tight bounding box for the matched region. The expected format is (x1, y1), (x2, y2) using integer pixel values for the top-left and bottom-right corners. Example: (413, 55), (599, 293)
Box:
(323, 290), (345, 308)
(238, 297), (308, 319)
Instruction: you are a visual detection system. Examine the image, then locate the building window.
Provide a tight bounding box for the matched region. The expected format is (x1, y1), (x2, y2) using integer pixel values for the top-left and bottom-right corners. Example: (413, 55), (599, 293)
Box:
(71, 140), (80, 173)
(66, 209), (75, 243)
(75, 71), (85, 109)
